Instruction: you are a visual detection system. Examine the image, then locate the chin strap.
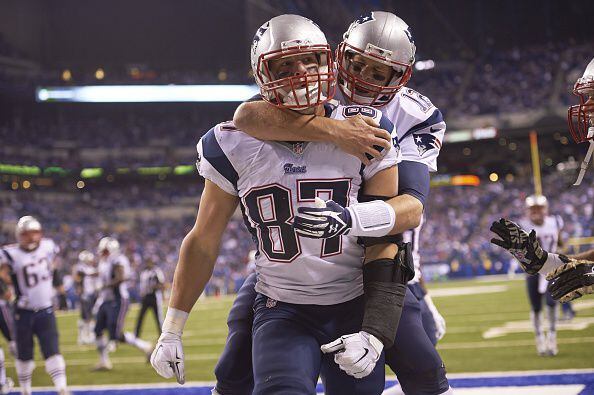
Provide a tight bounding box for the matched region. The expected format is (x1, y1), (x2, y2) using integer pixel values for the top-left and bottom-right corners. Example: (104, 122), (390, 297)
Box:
(574, 126), (594, 186)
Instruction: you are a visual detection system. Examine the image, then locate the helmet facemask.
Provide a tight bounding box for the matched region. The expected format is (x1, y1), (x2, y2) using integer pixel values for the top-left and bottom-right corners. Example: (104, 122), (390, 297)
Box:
(568, 75), (594, 143)
(336, 41), (412, 107)
(255, 43), (335, 111)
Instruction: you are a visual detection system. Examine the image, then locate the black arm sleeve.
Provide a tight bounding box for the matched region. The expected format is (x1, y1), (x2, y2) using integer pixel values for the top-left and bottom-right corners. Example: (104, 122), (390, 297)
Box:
(398, 160), (430, 207)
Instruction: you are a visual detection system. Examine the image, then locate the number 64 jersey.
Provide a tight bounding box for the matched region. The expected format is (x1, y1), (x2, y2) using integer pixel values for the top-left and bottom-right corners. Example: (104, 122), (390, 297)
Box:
(197, 104), (401, 306)
(0, 238), (59, 310)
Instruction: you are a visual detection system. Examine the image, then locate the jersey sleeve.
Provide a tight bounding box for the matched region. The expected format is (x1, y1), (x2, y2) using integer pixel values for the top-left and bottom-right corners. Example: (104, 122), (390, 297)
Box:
(363, 112), (401, 180)
(555, 215), (565, 231)
(397, 89), (446, 172)
(156, 268), (166, 283)
(197, 123), (239, 196)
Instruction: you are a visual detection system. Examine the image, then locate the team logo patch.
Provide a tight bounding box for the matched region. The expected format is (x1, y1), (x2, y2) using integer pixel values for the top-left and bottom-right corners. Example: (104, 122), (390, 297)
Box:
(266, 298), (277, 308)
(291, 142), (305, 155)
(284, 163), (307, 174)
(413, 133), (439, 156)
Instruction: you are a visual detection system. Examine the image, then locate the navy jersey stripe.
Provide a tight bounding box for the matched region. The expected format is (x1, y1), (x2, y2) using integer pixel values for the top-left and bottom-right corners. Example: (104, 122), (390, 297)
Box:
(1, 250), (13, 265)
(201, 128), (239, 187)
(398, 108), (444, 143)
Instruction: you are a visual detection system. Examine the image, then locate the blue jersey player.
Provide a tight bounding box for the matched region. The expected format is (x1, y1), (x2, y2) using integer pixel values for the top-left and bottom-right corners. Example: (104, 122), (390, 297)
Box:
(151, 14), (414, 395)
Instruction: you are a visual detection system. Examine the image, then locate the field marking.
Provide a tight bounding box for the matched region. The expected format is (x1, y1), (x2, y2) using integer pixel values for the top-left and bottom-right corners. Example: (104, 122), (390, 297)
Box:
(437, 336), (594, 350)
(483, 317), (594, 338)
(431, 285), (508, 297)
(445, 385), (585, 395)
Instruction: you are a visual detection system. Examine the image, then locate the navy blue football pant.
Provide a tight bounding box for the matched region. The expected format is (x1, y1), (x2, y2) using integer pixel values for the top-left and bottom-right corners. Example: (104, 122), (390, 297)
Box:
(95, 298), (129, 341)
(384, 290), (449, 394)
(215, 274), (449, 395)
(408, 282), (438, 346)
(0, 302), (14, 342)
(15, 307), (60, 360)
(526, 274), (556, 312)
(251, 292), (385, 395)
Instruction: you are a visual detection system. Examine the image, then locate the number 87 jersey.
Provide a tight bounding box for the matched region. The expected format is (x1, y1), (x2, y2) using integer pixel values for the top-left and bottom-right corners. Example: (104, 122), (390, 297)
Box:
(0, 238), (59, 310)
(197, 104), (401, 306)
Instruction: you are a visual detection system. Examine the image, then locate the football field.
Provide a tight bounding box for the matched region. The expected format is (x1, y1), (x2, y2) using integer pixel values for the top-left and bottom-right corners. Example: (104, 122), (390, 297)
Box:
(9, 276), (594, 390)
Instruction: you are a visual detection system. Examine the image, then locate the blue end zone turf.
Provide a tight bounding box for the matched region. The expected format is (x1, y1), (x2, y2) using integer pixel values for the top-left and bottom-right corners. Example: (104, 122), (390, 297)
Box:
(26, 370), (594, 395)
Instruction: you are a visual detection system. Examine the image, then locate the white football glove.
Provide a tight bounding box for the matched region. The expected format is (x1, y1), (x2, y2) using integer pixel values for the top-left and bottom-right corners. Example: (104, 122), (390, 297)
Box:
(150, 331), (185, 384)
(320, 331), (383, 379)
(423, 294), (446, 341)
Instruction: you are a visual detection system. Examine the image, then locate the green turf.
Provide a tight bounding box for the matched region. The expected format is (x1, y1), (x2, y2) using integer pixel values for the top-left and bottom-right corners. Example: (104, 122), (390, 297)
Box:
(9, 276), (594, 386)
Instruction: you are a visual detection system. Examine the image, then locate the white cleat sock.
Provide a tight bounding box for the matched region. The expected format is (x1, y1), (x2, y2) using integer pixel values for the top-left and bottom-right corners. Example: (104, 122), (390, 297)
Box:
(15, 359), (35, 395)
(45, 354), (67, 392)
(0, 348), (6, 386)
(96, 336), (110, 365)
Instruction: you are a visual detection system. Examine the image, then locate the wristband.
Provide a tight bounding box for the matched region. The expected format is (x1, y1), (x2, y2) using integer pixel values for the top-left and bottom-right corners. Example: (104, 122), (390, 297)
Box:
(162, 307), (189, 336)
(346, 200), (396, 237)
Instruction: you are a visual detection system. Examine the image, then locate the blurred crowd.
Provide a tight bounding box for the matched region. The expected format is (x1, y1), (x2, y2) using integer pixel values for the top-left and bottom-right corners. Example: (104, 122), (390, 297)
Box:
(2, 168), (593, 296)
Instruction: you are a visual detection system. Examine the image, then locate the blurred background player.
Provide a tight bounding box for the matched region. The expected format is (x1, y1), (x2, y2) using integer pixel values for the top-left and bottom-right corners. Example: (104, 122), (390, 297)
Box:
(0, 216), (68, 395)
(135, 256), (165, 338)
(73, 250), (98, 345)
(0, 278), (14, 395)
(93, 237), (152, 371)
(519, 195), (563, 356)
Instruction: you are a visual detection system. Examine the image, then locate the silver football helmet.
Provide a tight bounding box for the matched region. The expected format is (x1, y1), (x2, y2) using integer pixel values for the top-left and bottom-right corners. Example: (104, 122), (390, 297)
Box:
(568, 57), (594, 143)
(337, 11), (416, 106)
(15, 216), (42, 250)
(97, 237), (120, 256)
(250, 14), (335, 110)
(78, 250), (95, 264)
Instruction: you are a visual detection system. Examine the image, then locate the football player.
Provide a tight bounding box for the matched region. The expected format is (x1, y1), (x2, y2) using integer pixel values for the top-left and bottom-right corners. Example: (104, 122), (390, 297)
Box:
(490, 57), (594, 303)
(519, 195), (564, 356)
(231, 11), (451, 395)
(73, 250), (98, 345)
(0, 278), (15, 395)
(151, 14), (413, 394)
(93, 237), (152, 370)
(0, 216), (68, 395)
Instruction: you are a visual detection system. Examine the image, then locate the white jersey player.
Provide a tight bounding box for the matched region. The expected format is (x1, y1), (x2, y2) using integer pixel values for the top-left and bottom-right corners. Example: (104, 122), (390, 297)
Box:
(0, 216), (68, 395)
(73, 250), (98, 345)
(518, 195), (563, 356)
(151, 15), (413, 394)
(92, 237), (152, 371)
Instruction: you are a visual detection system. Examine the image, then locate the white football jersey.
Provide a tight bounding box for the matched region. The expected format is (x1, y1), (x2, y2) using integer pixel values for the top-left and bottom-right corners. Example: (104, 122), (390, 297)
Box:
(198, 104), (401, 305)
(98, 253), (131, 301)
(335, 87), (446, 172)
(520, 215), (564, 292)
(402, 216), (425, 284)
(0, 238), (58, 310)
(73, 262), (99, 297)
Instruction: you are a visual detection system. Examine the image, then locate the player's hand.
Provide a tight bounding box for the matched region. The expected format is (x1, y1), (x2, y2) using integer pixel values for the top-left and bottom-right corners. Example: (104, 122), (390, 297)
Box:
(423, 295), (446, 341)
(321, 331), (383, 379)
(547, 259), (594, 302)
(489, 218), (547, 274)
(293, 198), (351, 239)
(150, 332), (185, 384)
(330, 114), (392, 165)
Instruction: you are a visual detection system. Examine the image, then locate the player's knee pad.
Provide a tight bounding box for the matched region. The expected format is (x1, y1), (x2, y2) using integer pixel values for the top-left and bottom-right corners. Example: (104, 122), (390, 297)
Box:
(44, 354), (65, 374)
(398, 363), (449, 395)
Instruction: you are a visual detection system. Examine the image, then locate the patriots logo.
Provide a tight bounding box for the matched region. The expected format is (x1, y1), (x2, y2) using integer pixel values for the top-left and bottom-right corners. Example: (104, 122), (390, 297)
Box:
(354, 12), (375, 25)
(252, 22), (269, 55)
(404, 26), (415, 45)
(413, 133), (439, 156)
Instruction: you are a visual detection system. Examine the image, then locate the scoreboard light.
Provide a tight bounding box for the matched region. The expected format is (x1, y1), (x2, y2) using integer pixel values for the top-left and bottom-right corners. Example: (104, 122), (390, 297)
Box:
(36, 85), (260, 103)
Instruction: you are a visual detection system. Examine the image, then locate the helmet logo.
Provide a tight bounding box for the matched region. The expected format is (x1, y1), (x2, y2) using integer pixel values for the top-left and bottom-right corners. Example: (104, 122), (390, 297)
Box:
(252, 22), (270, 56)
(404, 26), (415, 45)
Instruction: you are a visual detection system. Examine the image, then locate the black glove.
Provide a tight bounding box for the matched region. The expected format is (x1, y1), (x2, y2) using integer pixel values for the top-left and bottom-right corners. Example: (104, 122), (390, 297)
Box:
(293, 200), (352, 239)
(547, 259), (594, 302)
(489, 218), (547, 275)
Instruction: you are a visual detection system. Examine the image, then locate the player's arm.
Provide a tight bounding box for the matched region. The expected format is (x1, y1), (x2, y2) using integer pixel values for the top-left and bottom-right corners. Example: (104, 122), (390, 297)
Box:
(233, 100), (391, 164)
(321, 166), (413, 378)
(151, 179), (239, 384)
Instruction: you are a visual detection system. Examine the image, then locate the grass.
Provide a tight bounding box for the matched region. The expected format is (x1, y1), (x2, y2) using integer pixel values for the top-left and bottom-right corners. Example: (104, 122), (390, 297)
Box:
(9, 276), (594, 387)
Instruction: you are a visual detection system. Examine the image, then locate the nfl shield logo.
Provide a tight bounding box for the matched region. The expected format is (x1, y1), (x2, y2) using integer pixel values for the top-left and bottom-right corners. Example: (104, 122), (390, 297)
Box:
(292, 142), (305, 155)
(266, 298), (277, 308)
